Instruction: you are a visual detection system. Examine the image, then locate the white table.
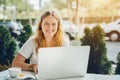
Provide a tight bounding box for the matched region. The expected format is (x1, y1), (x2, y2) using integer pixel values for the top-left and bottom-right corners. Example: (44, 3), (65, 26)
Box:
(0, 70), (35, 80)
(0, 70), (120, 80)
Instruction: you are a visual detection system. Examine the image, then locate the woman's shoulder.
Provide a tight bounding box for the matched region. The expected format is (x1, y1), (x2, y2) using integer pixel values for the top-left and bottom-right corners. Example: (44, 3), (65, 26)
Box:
(26, 36), (36, 44)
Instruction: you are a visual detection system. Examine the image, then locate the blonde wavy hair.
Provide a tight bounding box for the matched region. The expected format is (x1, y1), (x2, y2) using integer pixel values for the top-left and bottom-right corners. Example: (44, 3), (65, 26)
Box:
(34, 9), (64, 53)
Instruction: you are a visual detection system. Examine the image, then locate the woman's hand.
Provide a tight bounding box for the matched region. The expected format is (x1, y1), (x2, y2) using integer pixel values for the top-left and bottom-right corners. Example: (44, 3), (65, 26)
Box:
(29, 64), (38, 74)
(33, 64), (38, 74)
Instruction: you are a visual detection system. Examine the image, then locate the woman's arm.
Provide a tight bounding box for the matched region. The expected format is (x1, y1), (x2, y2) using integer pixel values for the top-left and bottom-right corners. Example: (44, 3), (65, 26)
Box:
(12, 53), (32, 71)
(12, 53), (38, 73)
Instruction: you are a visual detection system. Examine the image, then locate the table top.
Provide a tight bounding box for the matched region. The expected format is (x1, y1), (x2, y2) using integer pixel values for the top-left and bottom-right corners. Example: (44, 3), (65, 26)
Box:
(0, 70), (120, 80)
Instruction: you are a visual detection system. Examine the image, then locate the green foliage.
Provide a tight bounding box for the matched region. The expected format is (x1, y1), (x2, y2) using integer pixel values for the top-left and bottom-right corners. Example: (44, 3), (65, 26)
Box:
(17, 24), (33, 48)
(81, 25), (111, 74)
(115, 52), (120, 74)
(0, 0), (33, 19)
(5, 0), (33, 12)
(50, 0), (67, 10)
(0, 26), (17, 66)
(115, 63), (120, 74)
(0, 0), (4, 4)
(117, 52), (120, 61)
(40, 0), (67, 12)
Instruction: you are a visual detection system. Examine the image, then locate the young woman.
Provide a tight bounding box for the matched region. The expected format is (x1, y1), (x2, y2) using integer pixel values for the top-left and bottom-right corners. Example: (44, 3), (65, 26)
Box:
(12, 9), (70, 74)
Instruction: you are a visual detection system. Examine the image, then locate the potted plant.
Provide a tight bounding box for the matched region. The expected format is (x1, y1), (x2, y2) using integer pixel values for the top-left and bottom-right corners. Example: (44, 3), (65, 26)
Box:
(0, 26), (17, 71)
(80, 25), (111, 74)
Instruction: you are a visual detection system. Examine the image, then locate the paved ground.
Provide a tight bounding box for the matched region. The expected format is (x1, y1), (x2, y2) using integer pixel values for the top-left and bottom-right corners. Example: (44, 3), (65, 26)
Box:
(106, 41), (120, 62)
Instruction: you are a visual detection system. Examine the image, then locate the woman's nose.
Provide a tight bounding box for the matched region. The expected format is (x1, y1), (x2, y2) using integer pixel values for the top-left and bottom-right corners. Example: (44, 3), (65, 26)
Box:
(48, 24), (52, 29)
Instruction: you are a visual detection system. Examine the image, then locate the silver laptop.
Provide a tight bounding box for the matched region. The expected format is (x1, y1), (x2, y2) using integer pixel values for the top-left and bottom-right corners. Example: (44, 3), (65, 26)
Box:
(37, 46), (90, 80)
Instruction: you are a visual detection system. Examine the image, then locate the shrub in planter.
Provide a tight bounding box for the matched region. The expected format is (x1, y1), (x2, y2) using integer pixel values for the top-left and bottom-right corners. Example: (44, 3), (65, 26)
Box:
(115, 52), (120, 74)
(80, 25), (111, 74)
(0, 26), (17, 70)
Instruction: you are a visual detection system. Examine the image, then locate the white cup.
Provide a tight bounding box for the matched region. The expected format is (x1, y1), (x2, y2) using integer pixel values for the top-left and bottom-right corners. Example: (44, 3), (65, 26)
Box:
(8, 67), (21, 78)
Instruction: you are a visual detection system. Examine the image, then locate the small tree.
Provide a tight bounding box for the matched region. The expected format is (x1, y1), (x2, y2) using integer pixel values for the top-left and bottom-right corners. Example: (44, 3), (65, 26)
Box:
(17, 24), (33, 48)
(115, 52), (120, 74)
(81, 25), (111, 74)
(0, 26), (17, 68)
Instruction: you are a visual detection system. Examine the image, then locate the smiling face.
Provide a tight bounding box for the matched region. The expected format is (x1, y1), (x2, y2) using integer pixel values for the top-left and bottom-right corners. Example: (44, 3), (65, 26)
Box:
(41, 15), (58, 40)
(35, 10), (64, 52)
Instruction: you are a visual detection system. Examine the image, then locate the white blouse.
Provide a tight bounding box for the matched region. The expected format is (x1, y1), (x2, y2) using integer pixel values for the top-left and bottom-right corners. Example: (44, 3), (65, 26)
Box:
(18, 37), (70, 64)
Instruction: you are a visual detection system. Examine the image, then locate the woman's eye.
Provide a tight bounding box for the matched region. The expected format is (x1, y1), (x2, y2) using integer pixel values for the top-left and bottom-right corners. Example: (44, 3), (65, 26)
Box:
(52, 23), (57, 26)
(44, 23), (49, 26)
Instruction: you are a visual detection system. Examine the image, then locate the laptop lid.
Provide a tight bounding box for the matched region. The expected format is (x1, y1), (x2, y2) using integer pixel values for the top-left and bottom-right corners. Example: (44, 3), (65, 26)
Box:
(38, 46), (90, 80)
